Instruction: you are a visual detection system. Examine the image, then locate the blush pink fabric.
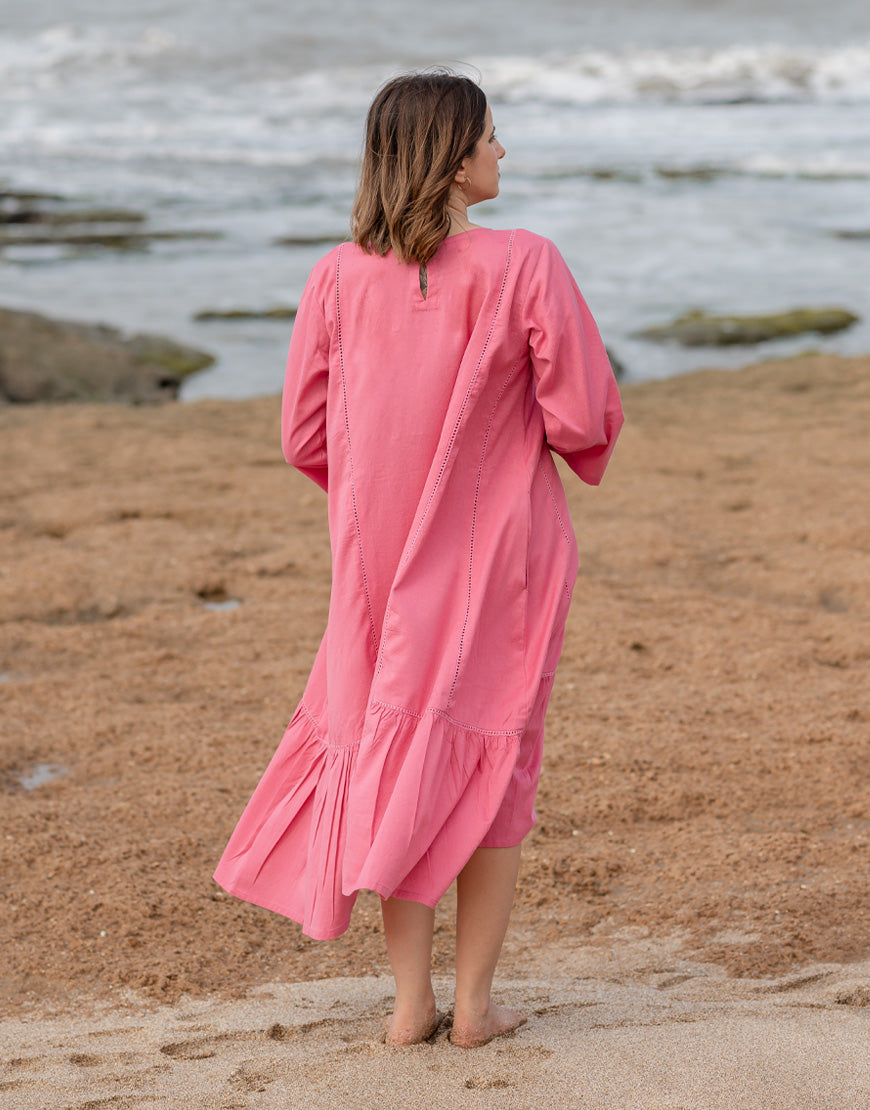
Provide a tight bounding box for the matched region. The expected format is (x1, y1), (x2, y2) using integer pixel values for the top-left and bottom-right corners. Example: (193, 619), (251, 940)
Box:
(213, 227), (623, 939)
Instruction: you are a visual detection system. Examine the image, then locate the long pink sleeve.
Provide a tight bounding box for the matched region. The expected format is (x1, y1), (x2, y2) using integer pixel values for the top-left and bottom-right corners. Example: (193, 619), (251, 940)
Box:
(524, 239), (624, 485)
(281, 257), (333, 492)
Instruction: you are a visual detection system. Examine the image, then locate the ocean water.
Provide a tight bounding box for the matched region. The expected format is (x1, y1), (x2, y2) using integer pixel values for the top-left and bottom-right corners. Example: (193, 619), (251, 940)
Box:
(1, 0), (868, 398)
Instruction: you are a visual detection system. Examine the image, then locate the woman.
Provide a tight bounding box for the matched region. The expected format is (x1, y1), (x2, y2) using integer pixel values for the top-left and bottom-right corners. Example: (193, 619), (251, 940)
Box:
(214, 71), (623, 1048)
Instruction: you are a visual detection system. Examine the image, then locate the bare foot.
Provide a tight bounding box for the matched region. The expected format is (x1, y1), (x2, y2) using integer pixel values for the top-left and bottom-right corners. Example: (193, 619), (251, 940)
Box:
(384, 1007), (445, 1047)
(449, 1003), (527, 1048)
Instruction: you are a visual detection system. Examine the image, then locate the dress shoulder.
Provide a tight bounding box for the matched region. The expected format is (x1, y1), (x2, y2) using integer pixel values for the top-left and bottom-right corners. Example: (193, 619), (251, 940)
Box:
(305, 242), (344, 285)
(507, 227), (564, 260)
(509, 227), (553, 248)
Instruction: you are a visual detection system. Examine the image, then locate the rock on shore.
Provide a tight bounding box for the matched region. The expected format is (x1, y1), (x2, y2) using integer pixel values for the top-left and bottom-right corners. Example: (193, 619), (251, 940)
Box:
(0, 191), (221, 253)
(194, 305), (298, 322)
(636, 306), (859, 346)
(0, 306), (215, 403)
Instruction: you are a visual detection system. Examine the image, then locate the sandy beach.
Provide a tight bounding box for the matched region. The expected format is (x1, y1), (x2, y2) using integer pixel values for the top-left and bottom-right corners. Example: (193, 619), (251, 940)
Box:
(2, 352), (869, 1107)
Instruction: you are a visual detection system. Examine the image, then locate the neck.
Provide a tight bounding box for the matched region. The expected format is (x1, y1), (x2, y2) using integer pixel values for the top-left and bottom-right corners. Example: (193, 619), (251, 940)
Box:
(446, 192), (475, 235)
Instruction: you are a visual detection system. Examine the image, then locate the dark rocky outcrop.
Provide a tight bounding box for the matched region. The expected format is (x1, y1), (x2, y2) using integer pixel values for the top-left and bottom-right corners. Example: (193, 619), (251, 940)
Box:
(0, 206), (146, 226)
(194, 306), (297, 322)
(636, 307), (860, 347)
(0, 191), (219, 252)
(0, 188), (66, 206)
(654, 164), (722, 182)
(274, 233), (347, 247)
(0, 307), (214, 403)
(0, 229), (221, 252)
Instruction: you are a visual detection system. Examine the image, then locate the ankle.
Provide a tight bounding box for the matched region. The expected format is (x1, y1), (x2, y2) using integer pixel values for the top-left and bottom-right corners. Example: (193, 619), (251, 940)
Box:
(453, 991), (492, 1021)
(393, 986), (436, 1017)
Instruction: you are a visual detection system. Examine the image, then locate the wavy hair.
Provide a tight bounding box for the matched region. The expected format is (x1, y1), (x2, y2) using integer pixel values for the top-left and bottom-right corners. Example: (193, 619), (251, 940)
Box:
(351, 72), (487, 265)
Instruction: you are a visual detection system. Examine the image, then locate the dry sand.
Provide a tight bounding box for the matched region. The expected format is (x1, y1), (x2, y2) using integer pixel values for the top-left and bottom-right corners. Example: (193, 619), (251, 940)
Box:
(1, 353), (869, 1107)
(3, 949), (870, 1109)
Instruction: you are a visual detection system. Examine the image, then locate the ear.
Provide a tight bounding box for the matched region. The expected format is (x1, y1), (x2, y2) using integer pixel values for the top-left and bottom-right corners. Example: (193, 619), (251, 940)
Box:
(453, 160), (469, 186)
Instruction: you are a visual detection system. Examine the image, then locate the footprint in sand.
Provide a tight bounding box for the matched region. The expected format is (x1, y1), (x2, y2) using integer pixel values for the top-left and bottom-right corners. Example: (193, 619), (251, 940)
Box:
(74, 1098), (158, 1109)
(0, 1055), (46, 1094)
(757, 970), (835, 994)
(493, 1045), (554, 1060)
(157, 1014), (379, 1067)
(532, 999), (600, 1018)
(3, 1056), (45, 1072)
(835, 985), (870, 1007)
(159, 1033), (235, 1060)
(158, 1020), (343, 1062)
(228, 1061), (275, 1093)
(656, 973), (698, 989)
(85, 1026), (145, 1040)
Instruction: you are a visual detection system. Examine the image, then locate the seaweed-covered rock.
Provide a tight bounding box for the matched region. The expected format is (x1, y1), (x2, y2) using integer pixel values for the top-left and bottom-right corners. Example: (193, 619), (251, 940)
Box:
(274, 233), (347, 247)
(0, 228), (221, 252)
(0, 307), (214, 403)
(0, 207), (146, 226)
(636, 307), (860, 347)
(0, 192), (216, 251)
(123, 334), (215, 379)
(0, 192), (220, 250)
(0, 188), (65, 207)
(194, 305), (297, 322)
(655, 164), (721, 183)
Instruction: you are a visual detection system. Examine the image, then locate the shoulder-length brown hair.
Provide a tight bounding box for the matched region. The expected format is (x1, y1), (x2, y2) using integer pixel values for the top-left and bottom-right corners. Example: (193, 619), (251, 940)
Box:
(351, 72), (487, 266)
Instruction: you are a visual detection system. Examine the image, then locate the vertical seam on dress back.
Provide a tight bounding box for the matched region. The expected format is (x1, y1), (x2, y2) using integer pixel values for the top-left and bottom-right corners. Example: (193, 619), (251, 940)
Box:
(447, 356), (521, 708)
(399, 230), (516, 570)
(536, 456), (573, 603)
(375, 229), (517, 684)
(335, 245), (379, 654)
(536, 456), (571, 543)
(372, 228), (517, 679)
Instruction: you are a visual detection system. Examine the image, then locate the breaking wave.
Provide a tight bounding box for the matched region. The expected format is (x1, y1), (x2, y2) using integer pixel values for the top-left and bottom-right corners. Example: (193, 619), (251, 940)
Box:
(478, 44), (870, 105)
(1, 29), (869, 106)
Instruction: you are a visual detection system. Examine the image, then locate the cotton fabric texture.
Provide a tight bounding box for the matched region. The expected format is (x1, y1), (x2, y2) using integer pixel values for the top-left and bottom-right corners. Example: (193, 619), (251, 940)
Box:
(213, 227), (623, 939)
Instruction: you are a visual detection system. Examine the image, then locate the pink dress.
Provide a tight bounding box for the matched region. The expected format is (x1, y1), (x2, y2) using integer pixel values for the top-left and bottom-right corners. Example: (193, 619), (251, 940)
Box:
(213, 227), (623, 939)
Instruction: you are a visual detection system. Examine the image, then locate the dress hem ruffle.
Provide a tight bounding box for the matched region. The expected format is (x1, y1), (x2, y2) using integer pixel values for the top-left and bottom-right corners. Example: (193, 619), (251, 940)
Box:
(212, 696), (525, 939)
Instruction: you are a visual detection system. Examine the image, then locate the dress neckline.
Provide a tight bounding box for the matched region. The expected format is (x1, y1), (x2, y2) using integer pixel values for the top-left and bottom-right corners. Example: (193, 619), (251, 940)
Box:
(442, 227), (489, 241)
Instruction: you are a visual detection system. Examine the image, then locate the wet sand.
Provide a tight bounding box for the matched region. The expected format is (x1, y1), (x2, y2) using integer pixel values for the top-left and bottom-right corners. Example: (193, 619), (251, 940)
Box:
(1, 353), (869, 1107)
